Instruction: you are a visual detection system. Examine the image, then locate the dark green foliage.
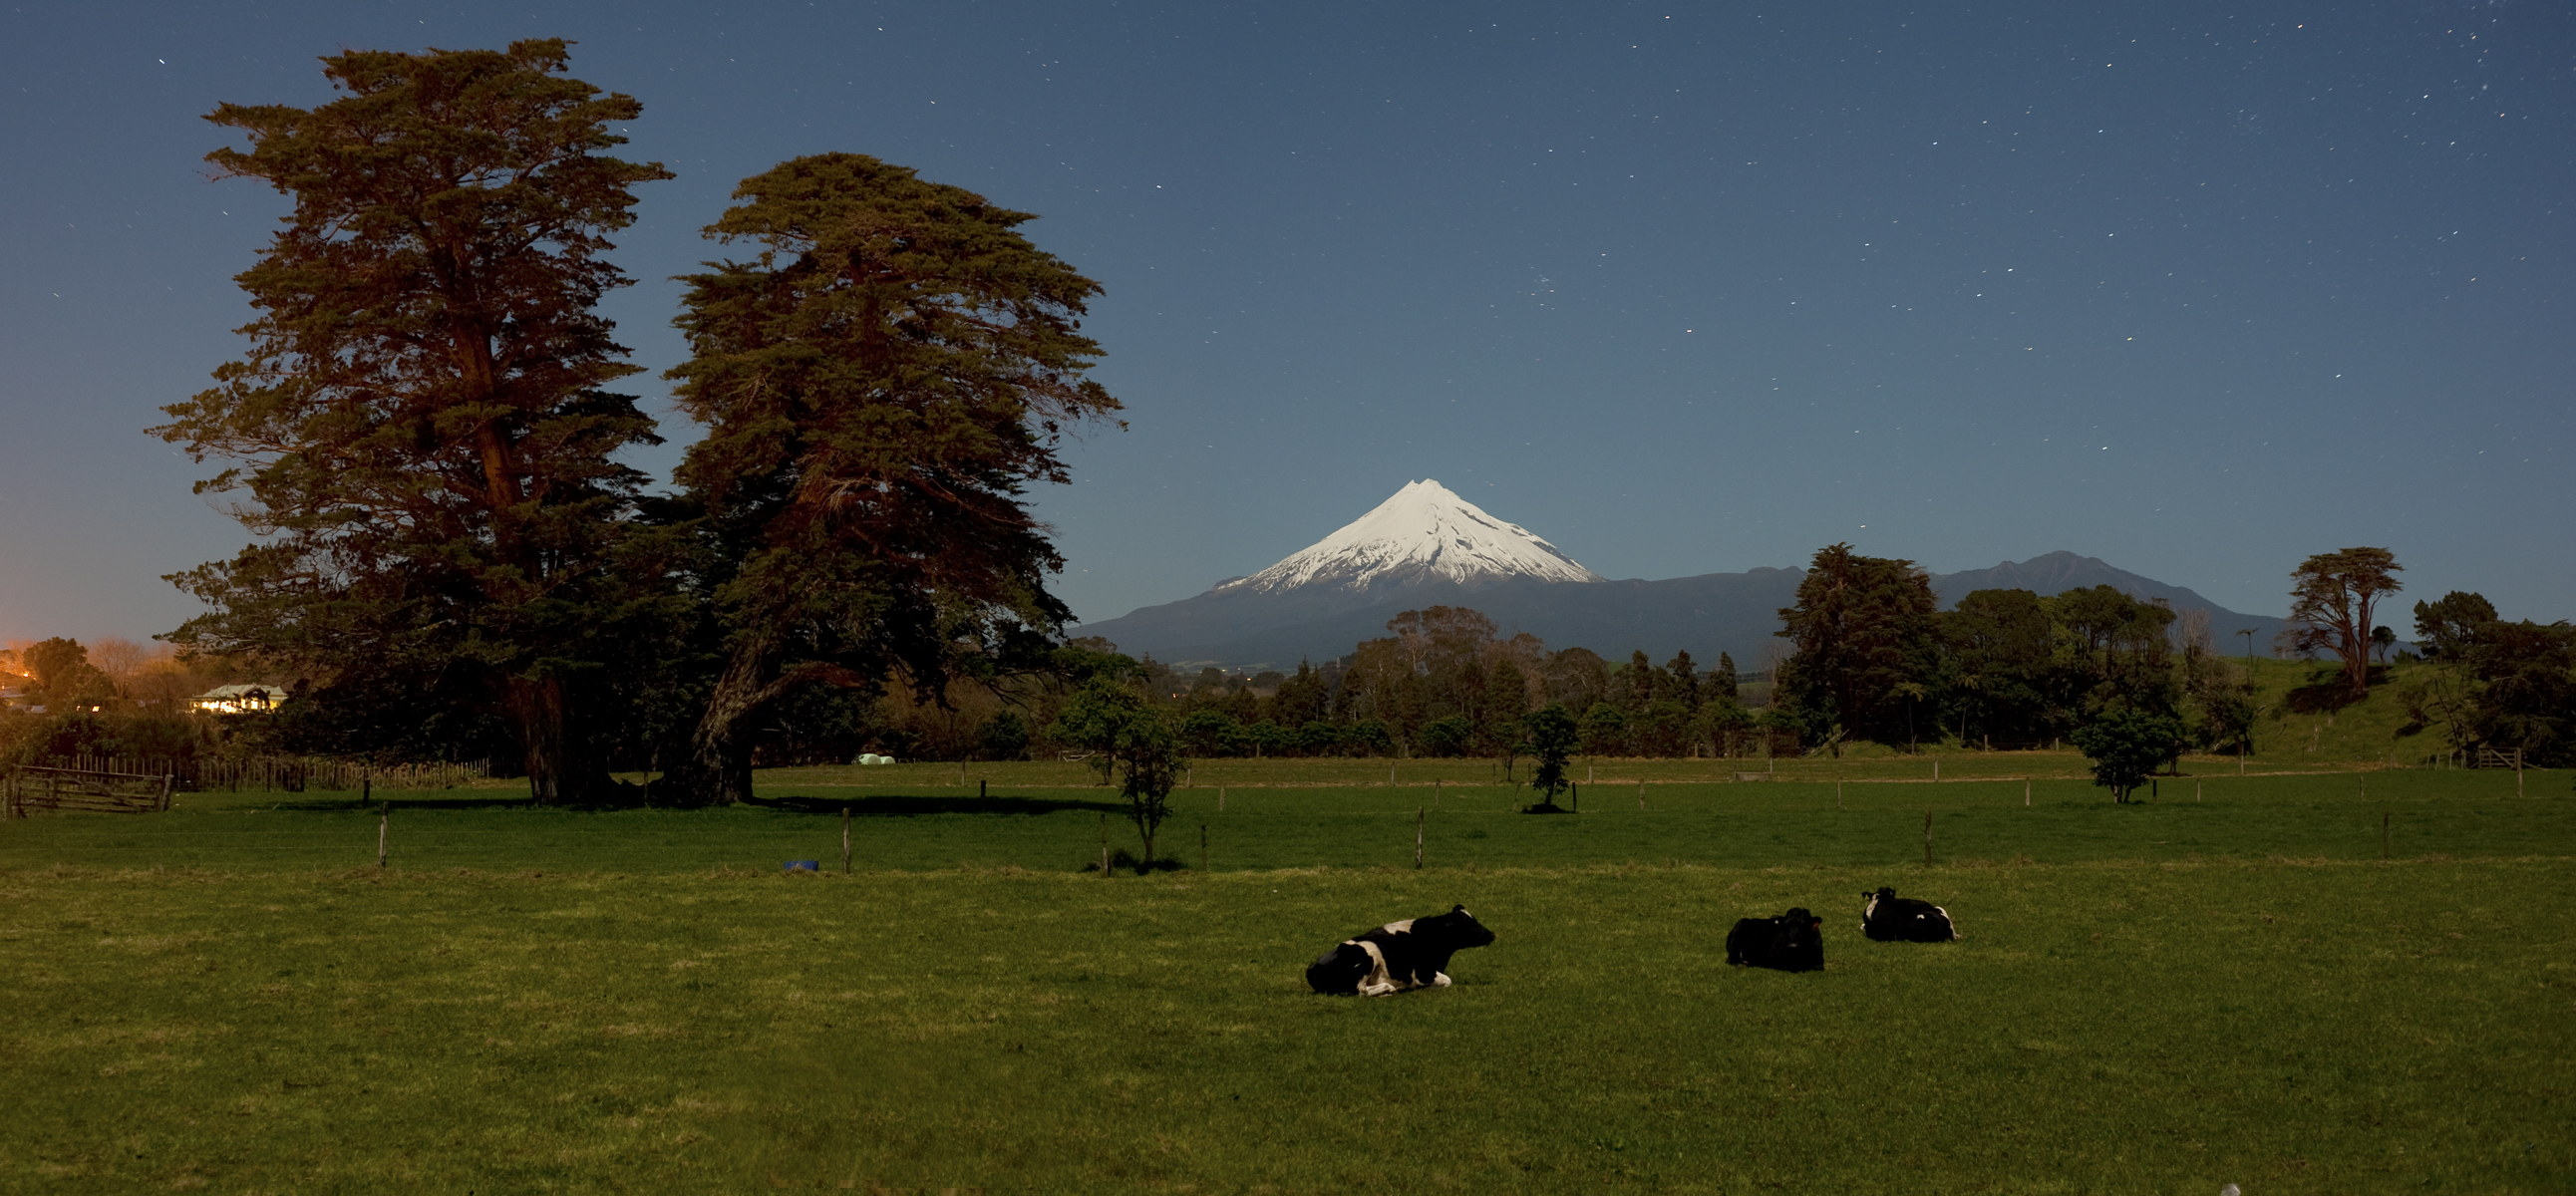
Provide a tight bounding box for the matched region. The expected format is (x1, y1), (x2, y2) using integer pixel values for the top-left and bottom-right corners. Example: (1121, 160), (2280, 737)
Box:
(665, 151), (1122, 803)
(1177, 709), (1244, 757)
(1270, 662), (1329, 729)
(1710, 652), (1741, 705)
(1048, 675), (1187, 863)
(1416, 714), (1474, 757)
(154, 40), (675, 802)
(2054, 585), (2181, 720)
(1244, 720), (1293, 757)
(2070, 708), (2189, 801)
(1663, 650), (1700, 710)
(977, 711), (1033, 761)
(2454, 620), (2576, 766)
(1939, 588), (2058, 745)
(1344, 719), (1396, 757)
(2183, 659), (2259, 756)
(1772, 544), (1942, 751)
(1519, 702), (1580, 811)
(1629, 699), (1694, 757)
(1622, 650), (1657, 711)
(1579, 702), (1627, 755)
(2412, 591), (2496, 661)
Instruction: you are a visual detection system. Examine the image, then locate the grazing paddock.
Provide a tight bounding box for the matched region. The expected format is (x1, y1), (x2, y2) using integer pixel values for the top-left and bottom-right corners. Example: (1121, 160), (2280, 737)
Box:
(0, 861), (2568, 1192)
(0, 761), (2567, 1191)
(0, 765), (2558, 876)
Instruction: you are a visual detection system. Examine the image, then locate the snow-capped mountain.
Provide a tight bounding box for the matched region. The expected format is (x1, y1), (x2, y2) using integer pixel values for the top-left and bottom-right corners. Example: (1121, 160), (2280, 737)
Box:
(1074, 482), (2287, 672)
(1215, 479), (1603, 596)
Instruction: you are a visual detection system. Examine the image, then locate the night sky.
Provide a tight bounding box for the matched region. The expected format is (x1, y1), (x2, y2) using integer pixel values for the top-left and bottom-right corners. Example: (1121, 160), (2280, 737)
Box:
(3, 1), (2568, 645)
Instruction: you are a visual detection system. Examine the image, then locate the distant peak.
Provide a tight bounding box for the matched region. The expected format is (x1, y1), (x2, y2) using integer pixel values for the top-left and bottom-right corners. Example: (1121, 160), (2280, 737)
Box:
(1216, 479), (1602, 596)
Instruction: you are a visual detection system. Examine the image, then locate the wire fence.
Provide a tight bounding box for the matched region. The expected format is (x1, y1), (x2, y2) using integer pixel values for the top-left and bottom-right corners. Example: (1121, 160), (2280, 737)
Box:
(36, 754), (493, 793)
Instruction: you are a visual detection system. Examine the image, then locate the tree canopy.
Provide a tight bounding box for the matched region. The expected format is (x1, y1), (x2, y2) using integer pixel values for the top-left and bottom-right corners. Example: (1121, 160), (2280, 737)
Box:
(1771, 544), (1940, 751)
(2411, 591), (2496, 662)
(2285, 548), (2403, 698)
(663, 151), (1123, 803)
(153, 40), (672, 801)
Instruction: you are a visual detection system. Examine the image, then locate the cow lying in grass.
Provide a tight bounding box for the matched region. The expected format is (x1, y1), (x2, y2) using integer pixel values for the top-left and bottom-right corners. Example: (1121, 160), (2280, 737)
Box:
(1727, 907), (1824, 972)
(1306, 905), (1496, 996)
(1861, 886), (1960, 943)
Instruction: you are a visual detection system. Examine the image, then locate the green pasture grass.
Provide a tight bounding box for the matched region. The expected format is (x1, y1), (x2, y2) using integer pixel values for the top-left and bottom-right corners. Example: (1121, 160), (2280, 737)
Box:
(2235, 656), (2462, 767)
(0, 767), (2565, 876)
(2, 858), (2568, 1192)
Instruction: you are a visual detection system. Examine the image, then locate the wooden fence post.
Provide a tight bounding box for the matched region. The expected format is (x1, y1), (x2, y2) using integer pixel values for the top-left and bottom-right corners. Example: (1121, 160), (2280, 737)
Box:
(378, 802), (389, 868)
(1923, 809), (1934, 867)
(1099, 813), (1110, 877)
(1415, 807), (1424, 870)
(842, 806), (852, 874)
(1200, 823), (1208, 873)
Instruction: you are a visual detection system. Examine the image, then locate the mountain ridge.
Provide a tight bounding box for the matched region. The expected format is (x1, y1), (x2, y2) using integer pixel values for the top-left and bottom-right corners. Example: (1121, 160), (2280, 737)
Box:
(1071, 483), (2287, 669)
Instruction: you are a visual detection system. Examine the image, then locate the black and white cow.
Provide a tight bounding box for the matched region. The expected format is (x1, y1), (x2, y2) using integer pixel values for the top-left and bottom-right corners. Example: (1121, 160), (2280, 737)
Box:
(1306, 905), (1496, 996)
(1726, 907), (1824, 972)
(1860, 886), (1959, 943)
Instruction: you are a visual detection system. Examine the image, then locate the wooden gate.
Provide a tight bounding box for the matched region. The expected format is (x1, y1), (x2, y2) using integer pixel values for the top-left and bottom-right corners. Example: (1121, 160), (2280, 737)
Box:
(2476, 747), (2525, 770)
(6, 765), (174, 817)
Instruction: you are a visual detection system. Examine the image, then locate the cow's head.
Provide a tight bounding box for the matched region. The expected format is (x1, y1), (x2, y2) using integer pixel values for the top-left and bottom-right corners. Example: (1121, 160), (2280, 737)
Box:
(1420, 904), (1497, 949)
(1782, 907), (1820, 931)
(1863, 887), (1897, 918)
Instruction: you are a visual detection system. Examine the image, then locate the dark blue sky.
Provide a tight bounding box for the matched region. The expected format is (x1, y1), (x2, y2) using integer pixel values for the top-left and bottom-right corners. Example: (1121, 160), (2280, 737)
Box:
(3, 1), (2568, 644)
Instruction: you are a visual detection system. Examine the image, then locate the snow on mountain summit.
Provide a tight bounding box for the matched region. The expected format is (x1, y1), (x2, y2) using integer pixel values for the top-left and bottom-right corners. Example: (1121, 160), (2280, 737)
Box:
(1216, 479), (1603, 596)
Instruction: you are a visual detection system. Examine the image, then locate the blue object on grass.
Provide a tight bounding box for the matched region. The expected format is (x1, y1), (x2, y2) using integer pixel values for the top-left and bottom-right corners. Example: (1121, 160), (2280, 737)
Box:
(784, 860), (819, 873)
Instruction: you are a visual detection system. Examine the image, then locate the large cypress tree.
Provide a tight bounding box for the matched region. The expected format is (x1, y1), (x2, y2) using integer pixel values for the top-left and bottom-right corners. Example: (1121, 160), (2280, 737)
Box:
(665, 153), (1123, 803)
(154, 41), (673, 801)
(1771, 543), (1941, 750)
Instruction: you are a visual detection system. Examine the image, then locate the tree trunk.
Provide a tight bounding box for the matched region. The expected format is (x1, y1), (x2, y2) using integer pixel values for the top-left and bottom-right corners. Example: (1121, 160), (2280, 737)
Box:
(684, 632), (785, 806)
(504, 672), (608, 805)
(677, 631), (877, 806)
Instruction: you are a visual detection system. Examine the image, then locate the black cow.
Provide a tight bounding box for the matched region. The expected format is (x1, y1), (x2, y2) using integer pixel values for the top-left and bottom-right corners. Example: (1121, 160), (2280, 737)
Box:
(1306, 905), (1496, 996)
(1726, 907), (1824, 972)
(1860, 886), (1959, 943)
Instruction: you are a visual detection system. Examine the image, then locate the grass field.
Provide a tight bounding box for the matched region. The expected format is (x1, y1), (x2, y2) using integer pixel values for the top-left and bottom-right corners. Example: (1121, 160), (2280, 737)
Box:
(3, 756), (2570, 1192)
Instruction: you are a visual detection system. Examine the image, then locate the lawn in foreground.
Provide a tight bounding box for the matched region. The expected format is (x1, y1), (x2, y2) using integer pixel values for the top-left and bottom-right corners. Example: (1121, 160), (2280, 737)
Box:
(1, 858), (2567, 1192)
